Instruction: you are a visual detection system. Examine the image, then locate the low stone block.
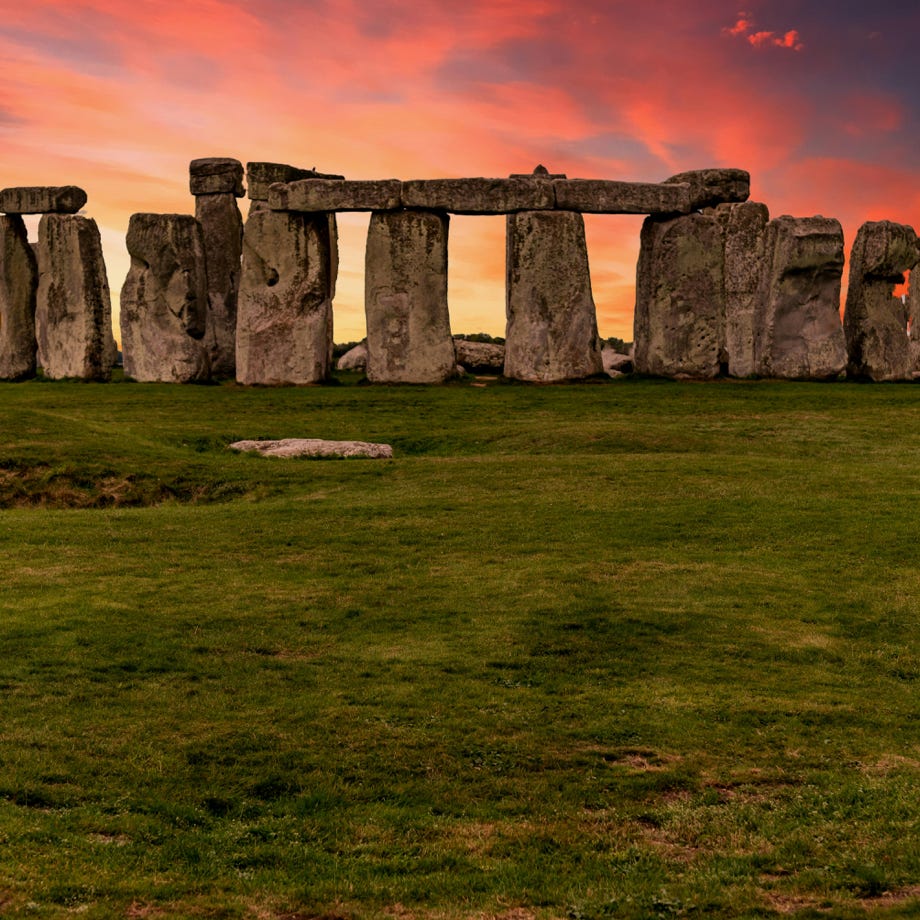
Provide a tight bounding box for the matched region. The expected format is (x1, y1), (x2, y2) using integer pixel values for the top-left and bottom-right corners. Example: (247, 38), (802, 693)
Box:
(0, 215), (38, 380)
(246, 162), (344, 201)
(189, 158), (244, 197)
(505, 209), (604, 382)
(36, 214), (116, 380)
(270, 179), (401, 212)
(844, 220), (919, 381)
(237, 209), (333, 385)
(365, 209), (456, 383)
(0, 186), (87, 214)
(229, 438), (392, 459)
(633, 212), (725, 379)
(195, 193), (243, 378)
(401, 178), (554, 214)
(665, 169), (750, 209)
(755, 216), (846, 379)
(553, 180), (691, 215)
(120, 213), (210, 383)
(454, 338), (505, 373)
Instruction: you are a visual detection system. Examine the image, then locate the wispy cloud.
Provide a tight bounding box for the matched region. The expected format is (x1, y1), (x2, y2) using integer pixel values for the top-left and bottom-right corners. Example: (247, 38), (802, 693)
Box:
(724, 12), (804, 51)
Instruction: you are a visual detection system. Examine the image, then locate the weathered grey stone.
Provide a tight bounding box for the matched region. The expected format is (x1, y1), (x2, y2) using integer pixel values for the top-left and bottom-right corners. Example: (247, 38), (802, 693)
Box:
(712, 200), (770, 377)
(844, 220), (919, 381)
(505, 209), (603, 382)
(553, 180), (692, 215)
(36, 214), (116, 380)
(270, 179), (401, 212)
(189, 158), (244, 197)
(910, 275), (920, 377)
(119, 213), (210, 383)
(665, 169), (750, 210)
(401, 178), (554, 214)
(195, 193), (243, 378)
(236, 209), (333, 385)
(0, 186), (87, 214)
(755, 216), (846, 380)
(365, 210), (456, 383)
(229, 438), (392, 459)
(336, 341), (367, 371)
(0, 215), (38, 380)
(246, 162), (345, 201)
(602, 348), (633, 376)
(633, 212), (725, 378)
(454, 338), (505, 373)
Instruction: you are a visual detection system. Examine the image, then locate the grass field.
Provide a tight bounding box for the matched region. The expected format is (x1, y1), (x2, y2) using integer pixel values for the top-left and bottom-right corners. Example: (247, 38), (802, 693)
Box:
(1, 375), (919, 919)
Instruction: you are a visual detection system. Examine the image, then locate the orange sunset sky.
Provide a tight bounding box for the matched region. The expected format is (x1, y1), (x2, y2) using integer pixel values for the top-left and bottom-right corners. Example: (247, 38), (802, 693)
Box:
(2, 0), (919, 343)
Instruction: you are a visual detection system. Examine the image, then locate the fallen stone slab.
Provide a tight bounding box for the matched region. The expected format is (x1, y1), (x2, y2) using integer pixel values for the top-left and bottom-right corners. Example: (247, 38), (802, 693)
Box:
(0, 186), (87, 215)
(602, 348), (633, 376)
(553, 180), (692, 215)
(336, 341), (367, 371)
(246, 162), (345, 201)
(665, 168), (750, 210)
(270, 179), (401, 212)
(229, 438), (393, 459)
(189, 158), (245, 197)
(401, 177), (554, 214)
(454, 338), (505, 373)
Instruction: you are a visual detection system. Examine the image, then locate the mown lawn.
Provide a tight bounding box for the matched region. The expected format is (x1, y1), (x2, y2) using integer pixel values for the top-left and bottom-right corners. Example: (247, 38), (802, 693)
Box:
(0, 376), (919, 919)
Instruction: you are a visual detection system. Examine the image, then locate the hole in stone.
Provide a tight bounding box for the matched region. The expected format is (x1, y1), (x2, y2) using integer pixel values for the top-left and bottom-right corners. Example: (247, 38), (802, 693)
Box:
(265, 268), (279, 287)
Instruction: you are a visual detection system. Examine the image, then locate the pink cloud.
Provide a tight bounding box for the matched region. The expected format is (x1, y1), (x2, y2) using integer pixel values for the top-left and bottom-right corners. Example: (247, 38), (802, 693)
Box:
(724, 13), (804, 51)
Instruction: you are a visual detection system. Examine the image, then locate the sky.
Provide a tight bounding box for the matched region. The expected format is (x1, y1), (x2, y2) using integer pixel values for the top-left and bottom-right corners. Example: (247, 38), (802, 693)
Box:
(2, 0), (919, 343)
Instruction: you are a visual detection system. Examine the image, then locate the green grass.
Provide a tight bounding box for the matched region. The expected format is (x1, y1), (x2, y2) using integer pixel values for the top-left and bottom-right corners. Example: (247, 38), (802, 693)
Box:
(1, 376), (919, 918)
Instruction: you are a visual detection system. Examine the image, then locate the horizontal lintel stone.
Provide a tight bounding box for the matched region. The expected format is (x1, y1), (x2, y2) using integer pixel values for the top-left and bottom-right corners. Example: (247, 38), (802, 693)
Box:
(401, 178), (554, 214)
(189, 158), (244, 197)
(553, 180), (692, 215)
(0, 186), (87, 214)
(665, 168), (750, 210)
(246, 162), (344, 201)
(269, 179), (402, 212)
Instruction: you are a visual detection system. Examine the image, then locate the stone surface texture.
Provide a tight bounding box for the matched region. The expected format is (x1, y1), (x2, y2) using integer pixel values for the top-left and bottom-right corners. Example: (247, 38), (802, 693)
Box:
(602, 348), (633, 376)
(665, 169), (751, 209)
(0, 186), (87, 215)
(236, 209), (333, 385)
(189, 158), (244, 197)
(246, 163), (345, 201)
(844, 220), (919, 381)
(120, 213), (210, 383)
(195, 193), (244, 377)
(553, 180), (691, 215)
(401, 178), (554, 214)
(454, 338), (505, 372)
(755, 216), (846, 379)
(713, 200), (770, 377)
(230, 438), (393, 459)
(336, 341), (368, 371)
(36, 214), (116, 380)
(633, 212), (725, 378)
(504, 209), (603, 382)
(0, 215), (38, 380)
(365, 210), (456, 383)
(270, 179), (401, 212)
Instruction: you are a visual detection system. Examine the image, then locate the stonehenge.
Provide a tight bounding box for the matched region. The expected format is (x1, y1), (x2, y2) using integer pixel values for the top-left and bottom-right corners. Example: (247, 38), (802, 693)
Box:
(1, 160), (919, 387)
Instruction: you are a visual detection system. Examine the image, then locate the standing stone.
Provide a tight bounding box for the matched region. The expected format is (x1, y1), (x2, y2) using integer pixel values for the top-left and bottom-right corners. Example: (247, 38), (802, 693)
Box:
(910, 271), (920, 377)
(844, 221), (918, 381)
(0, 215), (38, 380)
(195, 192), (243, 377)
(36, 214), (116, 380)
(755, 216), (846, 379)
(237, 209), (333, 385)
(505, 209), (603, 381)
(364, 210), (455, 384)
(120, 214), (210, 383)
(189, 158), (244, 197)
(712, 201), (770, 377)
(633, 212), (725, 378)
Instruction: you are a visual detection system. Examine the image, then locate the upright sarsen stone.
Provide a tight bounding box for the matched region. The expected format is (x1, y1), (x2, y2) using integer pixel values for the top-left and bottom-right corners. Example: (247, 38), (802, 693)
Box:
(755, 216), (846, 379)
(844, 221), (918, 381)
(504, 209), (603, 381)
(237, 210), (333, 385)
(195, 193), (243, 377)
(633, 212), (725, 378)
(120, 213), (210, 383)
(0, 215), (38, 380)
(36, 214), (116, 380)
(364, 210), (455, 384)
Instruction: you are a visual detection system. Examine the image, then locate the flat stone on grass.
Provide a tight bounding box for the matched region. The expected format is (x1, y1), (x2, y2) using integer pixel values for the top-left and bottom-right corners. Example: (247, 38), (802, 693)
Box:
(229, 439), (393, 459)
